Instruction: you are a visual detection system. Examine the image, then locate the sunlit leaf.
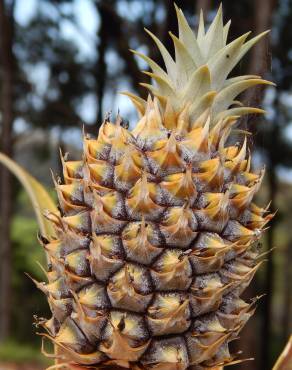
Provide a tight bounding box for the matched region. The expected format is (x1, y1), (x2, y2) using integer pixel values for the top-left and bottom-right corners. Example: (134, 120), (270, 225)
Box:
(0, 152), (58, 239)
(273, 336), (292, 370)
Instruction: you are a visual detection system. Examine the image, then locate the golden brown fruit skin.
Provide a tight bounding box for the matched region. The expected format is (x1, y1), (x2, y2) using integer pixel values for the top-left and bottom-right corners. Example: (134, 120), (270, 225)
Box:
(38, 98), (272, 370)
(35, 5), (273, 370)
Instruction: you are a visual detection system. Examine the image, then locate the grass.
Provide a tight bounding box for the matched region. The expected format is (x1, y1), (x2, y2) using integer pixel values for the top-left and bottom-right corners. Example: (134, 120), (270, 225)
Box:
(0, 340), (52, 366)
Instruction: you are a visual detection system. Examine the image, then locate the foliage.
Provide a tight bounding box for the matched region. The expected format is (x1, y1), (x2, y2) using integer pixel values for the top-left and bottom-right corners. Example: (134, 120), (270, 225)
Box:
(0, 339), (51, 365)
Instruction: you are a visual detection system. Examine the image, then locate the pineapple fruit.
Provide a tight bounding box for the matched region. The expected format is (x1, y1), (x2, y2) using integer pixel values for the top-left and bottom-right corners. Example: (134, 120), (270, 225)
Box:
(35, 5), (273, 370)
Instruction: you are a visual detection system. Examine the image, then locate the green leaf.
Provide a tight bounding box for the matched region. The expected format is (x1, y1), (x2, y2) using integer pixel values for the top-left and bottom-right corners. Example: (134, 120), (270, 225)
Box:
(0, 152), (58, 239)
(273, 336), (292, 370)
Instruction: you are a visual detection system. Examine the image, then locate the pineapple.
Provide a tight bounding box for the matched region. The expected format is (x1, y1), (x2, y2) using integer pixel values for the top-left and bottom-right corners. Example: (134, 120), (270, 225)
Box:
(35, 5), (273, 370)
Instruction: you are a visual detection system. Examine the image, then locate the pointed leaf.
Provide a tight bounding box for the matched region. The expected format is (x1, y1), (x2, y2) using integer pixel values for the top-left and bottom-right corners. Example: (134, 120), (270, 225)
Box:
(213, 79), (274, 115)
(208, 32), (250, 90)
(174, 4), (203, 65)
(214, 106), (265, 122)
(169, 31), (197, 84)
(197, 10), (205, 46)
(139, 82), (160, 96)
(204, 4), (224, 58)
(131, 49), (170, 82)
(145, 28), (176, 78)
(189, 91), (217, 122)
(143, 71), (175, 97)
(236, 30), (270, 64)
(0, 152), (58, 238)
(223, 20), (231, 44)
(182, 65), (211, 103)
(120, 91), (146, 117)
(272, 336), (292, 370)
(224, 74), (261, 86)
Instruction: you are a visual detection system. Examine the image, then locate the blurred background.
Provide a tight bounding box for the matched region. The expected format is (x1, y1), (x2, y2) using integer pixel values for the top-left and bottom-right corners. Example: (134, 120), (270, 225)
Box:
(0, 0), (291, 369)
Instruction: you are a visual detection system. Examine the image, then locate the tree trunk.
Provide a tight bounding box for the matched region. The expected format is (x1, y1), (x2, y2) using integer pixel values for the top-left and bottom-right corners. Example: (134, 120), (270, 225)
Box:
(244, 0), (275, 125)
(262, 162), (277, 370)
(0, 0), (15, 343)
(282, 242), (292, 342)
(260, 95), (280, 370)
(97, 2), (146, 99)
(247, 0), (276, 75)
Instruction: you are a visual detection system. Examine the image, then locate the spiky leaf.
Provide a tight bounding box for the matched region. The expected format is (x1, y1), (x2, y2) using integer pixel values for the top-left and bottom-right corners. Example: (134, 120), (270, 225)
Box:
(0, 152), (58, 238)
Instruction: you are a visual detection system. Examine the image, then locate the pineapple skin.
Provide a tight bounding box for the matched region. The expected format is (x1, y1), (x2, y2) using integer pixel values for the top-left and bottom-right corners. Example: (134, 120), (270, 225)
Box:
(36, 5), (273, 370)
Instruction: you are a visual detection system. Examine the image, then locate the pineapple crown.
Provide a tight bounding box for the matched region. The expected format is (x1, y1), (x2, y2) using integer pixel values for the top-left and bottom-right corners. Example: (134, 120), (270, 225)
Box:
(123, 4), (274, 128)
